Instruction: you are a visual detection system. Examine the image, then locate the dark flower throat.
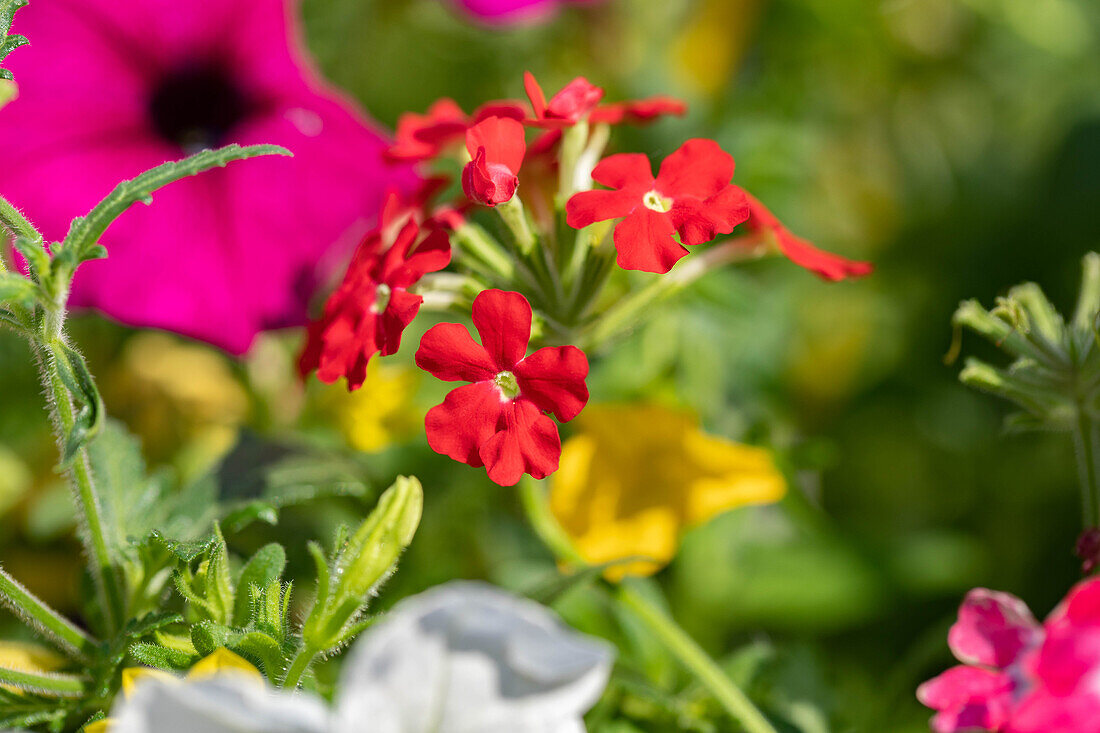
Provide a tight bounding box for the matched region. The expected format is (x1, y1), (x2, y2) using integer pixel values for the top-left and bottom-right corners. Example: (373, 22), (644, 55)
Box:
(149, 64), (250, 150)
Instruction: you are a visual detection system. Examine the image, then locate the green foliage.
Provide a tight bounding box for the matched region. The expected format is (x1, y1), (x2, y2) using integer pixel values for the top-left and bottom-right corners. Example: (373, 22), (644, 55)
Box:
(0, 0), (28, 81)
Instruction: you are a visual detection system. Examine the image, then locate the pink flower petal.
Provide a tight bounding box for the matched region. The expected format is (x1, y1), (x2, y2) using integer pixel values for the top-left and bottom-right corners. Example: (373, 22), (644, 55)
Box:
(948, 588), (1041, 669)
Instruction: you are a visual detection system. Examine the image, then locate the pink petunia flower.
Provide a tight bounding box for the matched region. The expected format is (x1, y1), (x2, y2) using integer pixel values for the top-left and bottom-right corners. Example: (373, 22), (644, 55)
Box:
(449, 0), (602, 26)
(918, 580), (1100, 733)
(461, 117), (527, 207)
(299, 193), (451, 391)
(565, 138), (750, 273)
(415, 289), (589, 486)
(1, 0), (413, 354)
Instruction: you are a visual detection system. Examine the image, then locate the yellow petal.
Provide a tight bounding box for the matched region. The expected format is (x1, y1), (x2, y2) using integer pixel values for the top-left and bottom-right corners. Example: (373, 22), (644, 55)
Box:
(121, 667), (177, 698)
(0, 641), (65, 674)
(83, 719), (111, 733)
(550, 404), (785, 580)
(186, 648), (263, 685)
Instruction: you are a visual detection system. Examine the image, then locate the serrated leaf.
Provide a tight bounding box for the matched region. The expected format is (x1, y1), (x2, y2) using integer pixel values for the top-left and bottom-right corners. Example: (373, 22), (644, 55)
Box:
(0, 0), (28, 81)
(58, 144), (291, 270)
(234, 544), (286, 626)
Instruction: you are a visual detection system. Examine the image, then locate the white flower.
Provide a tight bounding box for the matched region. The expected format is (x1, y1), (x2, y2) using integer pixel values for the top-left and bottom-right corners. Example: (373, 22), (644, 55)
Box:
(335, 581), (614, 733)
(106, 581), (613, 733)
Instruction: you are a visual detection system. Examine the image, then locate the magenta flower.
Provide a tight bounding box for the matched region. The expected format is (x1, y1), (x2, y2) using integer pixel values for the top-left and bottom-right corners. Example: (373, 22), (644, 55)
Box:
(919, 580), (1100, 733)
(1, 0), (413, 354)
(449, 0), (602, 25)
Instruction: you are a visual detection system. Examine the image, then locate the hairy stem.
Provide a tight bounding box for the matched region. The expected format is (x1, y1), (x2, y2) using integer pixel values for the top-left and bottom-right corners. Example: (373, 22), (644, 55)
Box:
(0, 665), (87, 698)
(281, 644), (319, 689)
(0, 566), (98, 660)
(35, 340), (125, 632)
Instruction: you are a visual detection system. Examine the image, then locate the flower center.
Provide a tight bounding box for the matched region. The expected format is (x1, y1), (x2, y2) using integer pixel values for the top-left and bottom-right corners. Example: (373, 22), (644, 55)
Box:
(642, 190), (673, 213)
(371, 283), (392, 314)
(149, 63), (251, 151)
(493, 371), (520, 401)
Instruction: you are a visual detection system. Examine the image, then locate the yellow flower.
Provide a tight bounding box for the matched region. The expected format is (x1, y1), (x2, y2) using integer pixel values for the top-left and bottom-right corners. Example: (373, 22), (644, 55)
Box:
(0, 641), (64, 693)
(671, 0), (762, 96)
(321, 360), (421, 453)
(89, 649), (263, 732)
(550, 404), (785, 580)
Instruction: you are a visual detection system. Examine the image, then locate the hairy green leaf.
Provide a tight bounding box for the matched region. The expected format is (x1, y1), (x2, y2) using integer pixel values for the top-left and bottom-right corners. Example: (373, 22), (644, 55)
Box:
(0, 271), (36, 308)
(49, 341), (104, 465)
(0, 0), (28, 81)
(234, 544), (286, 626)
(58, 144), (291, 272)
(129, 642), (193, 672)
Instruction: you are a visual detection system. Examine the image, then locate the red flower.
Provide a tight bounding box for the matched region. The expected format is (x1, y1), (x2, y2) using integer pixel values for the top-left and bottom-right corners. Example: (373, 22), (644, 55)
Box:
(524, 72), (604, 127)
(462, 116), (527, 206)
(415, 290), (589, 486)
(299, 211), (451, 390)
(387, 98), (527, 163)
(590, 96), (687, 125)
(740, 191), (873, 281)
(565, 138), (750, 273)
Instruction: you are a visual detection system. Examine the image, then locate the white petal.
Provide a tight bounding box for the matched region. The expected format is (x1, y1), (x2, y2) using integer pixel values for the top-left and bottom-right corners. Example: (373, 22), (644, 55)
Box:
(111, 676), (330, 733)
(335, 581), (613, 733)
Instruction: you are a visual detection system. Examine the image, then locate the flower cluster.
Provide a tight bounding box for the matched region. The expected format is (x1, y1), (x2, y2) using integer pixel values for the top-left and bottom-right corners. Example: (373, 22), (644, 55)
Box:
(919, 579), (1100, 732)
(299, 71), (871, 486)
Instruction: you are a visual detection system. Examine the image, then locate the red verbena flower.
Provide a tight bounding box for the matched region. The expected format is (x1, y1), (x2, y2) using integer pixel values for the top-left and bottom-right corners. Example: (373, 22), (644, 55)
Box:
(415, 289), (589, 486)
(740, 191), (873, 281)
(565, 138), (750, 273)
(387, 98), (527, 163)
(462, 116), (527, 207)
(590, 96), (687, 125)
(299, 206), (451, 391)
(524, 72), (604, 128)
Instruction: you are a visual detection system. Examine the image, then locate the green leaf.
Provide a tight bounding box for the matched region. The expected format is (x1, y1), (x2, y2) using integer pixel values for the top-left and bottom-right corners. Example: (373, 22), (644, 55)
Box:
(58, 144), (291, 271)
(12, 235), (49, 279)
(190, 621), (233, 657)
(0, 0), (28, 81)
(231, 631), (285, 678)
(0, 272), (36, 308)
(129, 642), (193, 671)
(233, 544), (286, 626)
(205, 525), (235, 625)
(49, 341), (104, 465)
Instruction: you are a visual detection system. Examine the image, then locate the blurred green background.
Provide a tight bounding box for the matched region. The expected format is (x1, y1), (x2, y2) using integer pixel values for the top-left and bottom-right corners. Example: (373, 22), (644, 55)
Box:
(3, 0), (1100, 730)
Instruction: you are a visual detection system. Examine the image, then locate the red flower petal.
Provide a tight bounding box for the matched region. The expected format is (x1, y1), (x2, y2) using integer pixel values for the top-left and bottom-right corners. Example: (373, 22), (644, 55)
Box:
(544, 77), (604, 122)
(523, 71), (548, 120)
(416, 323), (498, 383)
(591, 152), (654, 190)
(480, 398), (561, 486)
(655, 138), (735, 200)
(565, 188), (640, 229)
(916, 666), (1014, 733)
(377, 287), (423, 357)
(462, 147), (520, 206)
(742, 190), (873, 281)
(465, 116), (527, 174)
(386, 227), (452, 289)
(590, 96), (688, 125)
(471, 289), (532, 371)
(514, 345), (589, 422)
(612, 209), (685, 273)
(425, 382), (506, 469)
(471, 99), (529, 124)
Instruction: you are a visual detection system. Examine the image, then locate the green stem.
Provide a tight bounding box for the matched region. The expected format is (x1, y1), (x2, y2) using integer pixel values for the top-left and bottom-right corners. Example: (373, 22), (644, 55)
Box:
(0, 195), (42, 259)
(282, 644), (318, 689)
(616, 583), (778, 733)
(0, 566), (98, 660)
(516, 478), (777, 733)
(581, 237), (767, 350)
(452, 224), (515, 282)
(0, 665), (87, 697)
(496, 196), (536, 255)
(1074, 406), (1100, 528)
(36, 341), (125, 632)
